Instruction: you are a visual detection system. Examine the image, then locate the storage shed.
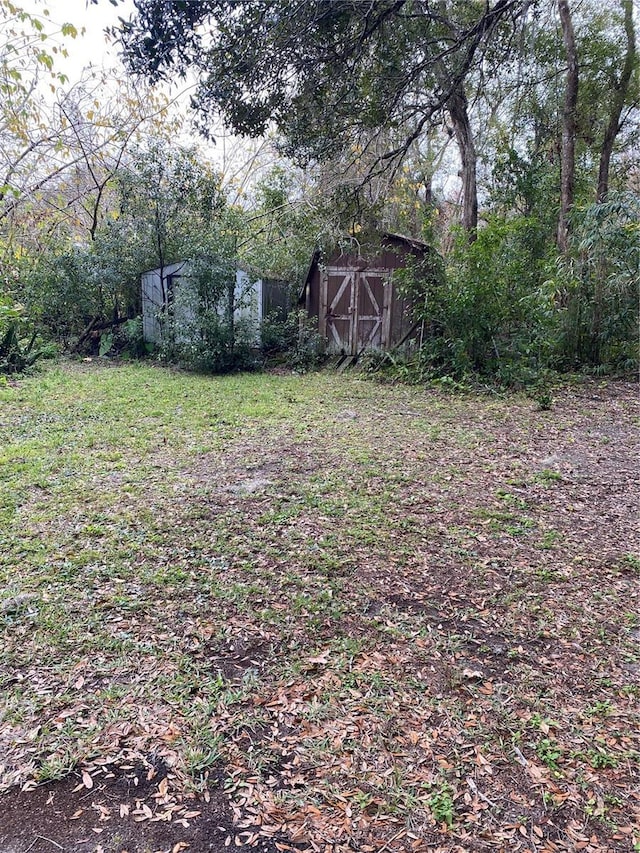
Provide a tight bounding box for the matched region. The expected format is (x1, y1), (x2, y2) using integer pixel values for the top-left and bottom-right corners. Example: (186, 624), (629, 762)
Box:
(141, 261), (290, 344)
(299, 233), (433, 356)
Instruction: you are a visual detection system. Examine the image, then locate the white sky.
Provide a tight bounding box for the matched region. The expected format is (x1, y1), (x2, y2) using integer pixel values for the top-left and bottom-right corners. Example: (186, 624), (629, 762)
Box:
(10, 0), (461, 204)
(11, 0), (282, 202)
(17, 0), (136, 75)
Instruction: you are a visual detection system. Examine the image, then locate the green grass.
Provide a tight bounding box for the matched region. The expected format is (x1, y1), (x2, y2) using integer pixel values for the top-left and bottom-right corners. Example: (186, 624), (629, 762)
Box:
(1, 361), (638, 850)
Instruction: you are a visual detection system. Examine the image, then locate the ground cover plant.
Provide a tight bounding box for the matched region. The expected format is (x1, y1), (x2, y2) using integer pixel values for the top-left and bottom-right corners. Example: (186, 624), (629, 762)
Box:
(0, 361), (638, 853)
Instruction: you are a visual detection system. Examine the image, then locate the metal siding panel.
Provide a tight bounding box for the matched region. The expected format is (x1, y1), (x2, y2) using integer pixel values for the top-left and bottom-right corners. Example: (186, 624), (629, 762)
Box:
(141, 270), (163, 343)
(263, 280), (290, 319)
(233, 271), (260, 343)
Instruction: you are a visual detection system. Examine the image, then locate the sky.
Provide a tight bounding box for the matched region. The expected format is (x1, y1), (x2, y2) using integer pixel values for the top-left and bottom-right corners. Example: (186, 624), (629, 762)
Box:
(10, 0), (283, 201)
(18, 0), (136, 76)
(9, 0), (461, 203)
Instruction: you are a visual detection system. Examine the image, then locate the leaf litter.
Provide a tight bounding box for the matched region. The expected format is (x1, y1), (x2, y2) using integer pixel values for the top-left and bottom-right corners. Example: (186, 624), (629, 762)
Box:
(0, 363), (638, 852)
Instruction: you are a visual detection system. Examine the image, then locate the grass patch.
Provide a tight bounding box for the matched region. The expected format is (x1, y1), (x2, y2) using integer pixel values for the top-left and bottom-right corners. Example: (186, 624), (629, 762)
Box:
(1, 361), (639, 851)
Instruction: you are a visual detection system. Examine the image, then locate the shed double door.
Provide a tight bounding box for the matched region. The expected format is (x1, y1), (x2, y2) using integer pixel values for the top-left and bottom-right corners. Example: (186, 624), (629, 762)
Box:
(320, 267), (391, 355)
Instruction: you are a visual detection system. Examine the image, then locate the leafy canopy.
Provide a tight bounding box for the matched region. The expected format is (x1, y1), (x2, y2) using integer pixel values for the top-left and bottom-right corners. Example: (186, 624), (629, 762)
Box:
(118, 0), (524, 171)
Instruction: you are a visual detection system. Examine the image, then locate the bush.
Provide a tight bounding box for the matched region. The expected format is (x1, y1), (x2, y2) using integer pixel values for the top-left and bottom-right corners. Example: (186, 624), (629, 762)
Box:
(0, 298), (53, 375)
(260, 309), (326, 371)
(160, 307), (259, 374)
(99, 317), (148, 359)
(394, 217), (556, 386)
(552, 192), (639, 372)
(19, 239), (142, 352)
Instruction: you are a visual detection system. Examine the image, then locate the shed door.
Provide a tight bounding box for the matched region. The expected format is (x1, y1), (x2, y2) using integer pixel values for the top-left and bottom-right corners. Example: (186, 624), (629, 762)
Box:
(320, 267), (390, 355)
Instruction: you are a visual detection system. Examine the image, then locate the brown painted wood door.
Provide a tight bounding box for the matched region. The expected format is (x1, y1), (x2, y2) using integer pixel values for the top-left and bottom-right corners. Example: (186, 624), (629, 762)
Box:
(320, 267), (389, 355)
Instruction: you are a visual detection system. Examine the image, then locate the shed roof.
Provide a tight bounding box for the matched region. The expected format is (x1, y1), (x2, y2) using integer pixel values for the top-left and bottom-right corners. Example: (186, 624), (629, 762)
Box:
(140, 258), (264, 279)
(299, 231), (431, 303)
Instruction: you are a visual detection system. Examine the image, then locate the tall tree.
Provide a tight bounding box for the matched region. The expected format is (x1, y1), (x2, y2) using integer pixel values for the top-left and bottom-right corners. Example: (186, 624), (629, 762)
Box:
(118, 0), (525, 240)
(557, 0), (578, 253)
(596, 0), (636, 202)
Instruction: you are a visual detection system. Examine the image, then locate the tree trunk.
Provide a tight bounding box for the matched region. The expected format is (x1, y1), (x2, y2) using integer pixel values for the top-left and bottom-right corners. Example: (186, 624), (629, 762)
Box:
(448, 84), (478, 241)
(557, 0), (578, 253)
(596, 0), (636, 202)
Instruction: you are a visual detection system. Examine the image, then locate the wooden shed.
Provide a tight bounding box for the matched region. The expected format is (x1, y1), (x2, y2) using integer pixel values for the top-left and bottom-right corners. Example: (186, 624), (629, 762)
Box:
(299, 233), (432, 356)
(141, 261), (290, 345)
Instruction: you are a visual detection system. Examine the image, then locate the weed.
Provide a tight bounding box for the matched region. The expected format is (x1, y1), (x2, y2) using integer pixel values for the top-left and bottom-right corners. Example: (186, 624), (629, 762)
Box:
(535, 469), (562, 484)
(585, 748), (618, 769)
(184, 739), (222, 776)
(536, 738), (562, 768)
(536, 567), (561, 582)
(539, 530), (560, 550)
(621, 553), (640, 574)
(534, 390), (554, 411)
(428, 782), (455, 827)
(586, 700), (613, 717)
(35, 752), (76, 782)
(496, 489), (528, 509)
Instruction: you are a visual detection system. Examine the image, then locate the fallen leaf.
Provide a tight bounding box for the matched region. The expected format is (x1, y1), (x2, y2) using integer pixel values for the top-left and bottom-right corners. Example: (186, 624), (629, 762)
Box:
(462, 668), (483, 680)
(305, 652), (330, 667)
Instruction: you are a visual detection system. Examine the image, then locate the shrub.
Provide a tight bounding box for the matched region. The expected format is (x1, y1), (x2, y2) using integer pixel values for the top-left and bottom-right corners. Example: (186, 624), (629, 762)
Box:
(164, 312), (259, 374)
(393, 217), (556, 386)
(260, 309), (326, 371)
(0, 299), (53, 374)
(552, 192), (640, 372)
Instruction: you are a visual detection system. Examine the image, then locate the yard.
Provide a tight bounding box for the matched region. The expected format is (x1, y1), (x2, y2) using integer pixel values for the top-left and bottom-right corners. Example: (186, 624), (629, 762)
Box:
(0, 362), (638, 853)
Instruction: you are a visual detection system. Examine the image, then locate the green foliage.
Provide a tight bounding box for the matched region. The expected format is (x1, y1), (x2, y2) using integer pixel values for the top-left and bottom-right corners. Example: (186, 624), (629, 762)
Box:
(428, 781), (455, 827)
(260, 309), (326, 371)
(536, 737), (562, 769)
(15, 143), (245, 359)
(0, 296), (51, 374)
(155, 258), (259, 374)
(585, 747), (618, 770)
(552, 192), (640, 370)
(369, 199), (632, 386)
(388, 192), (636, 385)
(113, 143), (264, 373)
(20, 244), (110, 347)
(489, 145), (559, 232)
(118, 0), (522, 256)
(533, 386), (554, 411)
(240, 167), (317, 283)
(118, 317), (148, 358)
(0, 321), (38, 374)
(116, 142), (229, 269)
(163, 313), (258, 375)
(392, 217), (556, 386)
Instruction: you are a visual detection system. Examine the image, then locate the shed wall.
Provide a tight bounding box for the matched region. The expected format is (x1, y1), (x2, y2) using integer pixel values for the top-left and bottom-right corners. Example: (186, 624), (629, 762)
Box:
(141, 264), (288, 345)
(141, 261), (188, 343)
(305, 241), (423, 355)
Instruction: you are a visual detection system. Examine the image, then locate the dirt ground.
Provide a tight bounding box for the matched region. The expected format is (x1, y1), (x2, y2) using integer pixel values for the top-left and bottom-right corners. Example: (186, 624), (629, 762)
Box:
(0, 763), (241, 853)
(0, 368), (638, 853)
